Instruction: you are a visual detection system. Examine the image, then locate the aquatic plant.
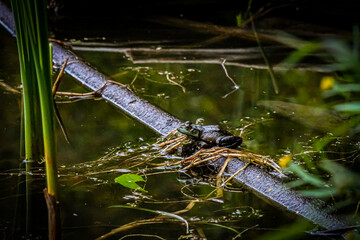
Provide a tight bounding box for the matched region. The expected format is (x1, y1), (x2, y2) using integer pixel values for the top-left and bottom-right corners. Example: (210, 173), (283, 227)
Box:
(10, 0), (60, 238)
(114, 173), (148, 192)
(279, 30), (360, 216)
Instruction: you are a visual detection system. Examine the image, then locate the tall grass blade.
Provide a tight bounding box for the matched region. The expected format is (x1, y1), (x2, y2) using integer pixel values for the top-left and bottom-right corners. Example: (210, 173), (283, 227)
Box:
(11, 0), (61, 238)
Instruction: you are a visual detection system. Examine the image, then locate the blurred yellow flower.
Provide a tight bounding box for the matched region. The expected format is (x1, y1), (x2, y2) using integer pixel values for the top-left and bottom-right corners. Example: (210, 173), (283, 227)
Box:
(320, 76), (335, 90)
(279, 155), (292, 168)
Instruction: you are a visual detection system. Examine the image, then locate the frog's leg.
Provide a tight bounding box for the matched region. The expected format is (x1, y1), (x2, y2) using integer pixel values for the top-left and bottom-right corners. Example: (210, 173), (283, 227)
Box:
(216, 136), (242, 149)
(195, 140), (211, 149)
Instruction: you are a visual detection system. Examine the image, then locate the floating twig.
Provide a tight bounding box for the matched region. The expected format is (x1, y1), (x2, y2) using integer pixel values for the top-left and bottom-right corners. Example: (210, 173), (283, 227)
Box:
(221, 59), (239, 98)
(166, 73), (186, 93)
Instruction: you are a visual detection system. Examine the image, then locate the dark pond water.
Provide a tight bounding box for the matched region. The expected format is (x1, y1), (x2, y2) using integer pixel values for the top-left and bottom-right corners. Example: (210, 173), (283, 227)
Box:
(0, 15), (358, 240)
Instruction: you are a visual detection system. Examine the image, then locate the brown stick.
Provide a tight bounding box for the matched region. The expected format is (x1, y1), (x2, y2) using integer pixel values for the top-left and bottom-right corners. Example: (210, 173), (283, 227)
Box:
(52, 58), (69, 96)
(147, 16), (281, 44)
(43, 188), (61, 240)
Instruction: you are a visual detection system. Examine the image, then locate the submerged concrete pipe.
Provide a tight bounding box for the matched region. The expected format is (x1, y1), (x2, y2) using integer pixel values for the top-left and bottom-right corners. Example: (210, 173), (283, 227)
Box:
(0, 1), (351, 231)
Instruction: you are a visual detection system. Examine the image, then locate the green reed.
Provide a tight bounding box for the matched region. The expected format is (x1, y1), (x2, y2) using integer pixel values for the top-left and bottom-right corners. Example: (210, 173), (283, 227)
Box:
(11, 0), (60, 237)
(11, 0), (58, 198)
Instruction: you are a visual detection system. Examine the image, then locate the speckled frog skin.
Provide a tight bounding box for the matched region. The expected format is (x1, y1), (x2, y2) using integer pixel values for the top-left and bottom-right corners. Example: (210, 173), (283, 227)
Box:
(177, 121), (242, 149)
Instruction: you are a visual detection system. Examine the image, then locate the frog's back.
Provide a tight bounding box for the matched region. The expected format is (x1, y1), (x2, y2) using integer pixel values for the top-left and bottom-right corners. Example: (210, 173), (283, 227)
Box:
(200, 125), (228, 141)
(205, 125), (222, 131)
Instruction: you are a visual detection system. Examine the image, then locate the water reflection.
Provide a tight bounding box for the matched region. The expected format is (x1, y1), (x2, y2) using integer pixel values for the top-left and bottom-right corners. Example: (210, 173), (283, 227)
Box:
(0, 30), (354, 238)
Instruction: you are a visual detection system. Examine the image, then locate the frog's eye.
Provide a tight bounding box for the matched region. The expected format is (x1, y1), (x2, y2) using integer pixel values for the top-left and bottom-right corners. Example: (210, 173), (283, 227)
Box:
(190, 129), (200, 137)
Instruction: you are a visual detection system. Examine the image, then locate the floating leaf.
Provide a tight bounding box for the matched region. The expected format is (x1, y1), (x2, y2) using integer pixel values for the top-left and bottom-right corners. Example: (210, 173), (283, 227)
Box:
(114, 174), (147, 192)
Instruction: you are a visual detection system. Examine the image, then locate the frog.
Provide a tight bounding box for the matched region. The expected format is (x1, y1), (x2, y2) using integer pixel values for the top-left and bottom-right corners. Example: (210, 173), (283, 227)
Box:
(177, 121), (242, 149)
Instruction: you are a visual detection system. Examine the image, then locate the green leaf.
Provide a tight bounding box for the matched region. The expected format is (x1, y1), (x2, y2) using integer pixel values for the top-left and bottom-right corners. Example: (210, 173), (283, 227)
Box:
(280, 41), (320, 68)
(321, 161), (360, 191)
(334, 83), (360, 92)
(298, 187), (339, 198)
(236, 13), (242, 26)
(288, 163), (326, 187)
(114, 174), (147, 192)
(334, 102), (360, 112)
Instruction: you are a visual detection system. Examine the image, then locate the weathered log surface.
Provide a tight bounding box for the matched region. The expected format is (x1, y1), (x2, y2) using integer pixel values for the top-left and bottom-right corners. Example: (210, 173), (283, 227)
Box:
(0, 1), (351, 231)
(51, 43), (182, 135)
(222, 159), (350, 230)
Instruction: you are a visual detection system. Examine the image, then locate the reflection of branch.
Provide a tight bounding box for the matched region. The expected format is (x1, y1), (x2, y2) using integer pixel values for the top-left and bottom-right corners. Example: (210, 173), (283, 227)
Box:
(221, 59), (239, 98)
(239, 2), (298, 27)
(233, 224), (259, 239)
(184, 34), (230, 48)
(97, 204), (193, 240)
(96, 218), (173, 240)
(221, 59), (239, 88)
(147, 16), (280, 44)
(119, 234), (166, 240)
(147, 16), (346, 47)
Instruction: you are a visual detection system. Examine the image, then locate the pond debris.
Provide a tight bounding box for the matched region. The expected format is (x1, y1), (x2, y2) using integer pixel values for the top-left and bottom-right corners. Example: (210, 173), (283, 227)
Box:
(0, 79), (22, 94)
(157, 129), (281, 173)
(176, 147), (281, 173)
(97, 203), (195, 240)
(156, 129), (282, 198)
(177, 147), (282, 198)
(165, 72), (186, 93)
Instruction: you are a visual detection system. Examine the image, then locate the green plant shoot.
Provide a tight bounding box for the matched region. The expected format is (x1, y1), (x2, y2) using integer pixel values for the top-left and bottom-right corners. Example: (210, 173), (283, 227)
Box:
(115, 174), (147, 192)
